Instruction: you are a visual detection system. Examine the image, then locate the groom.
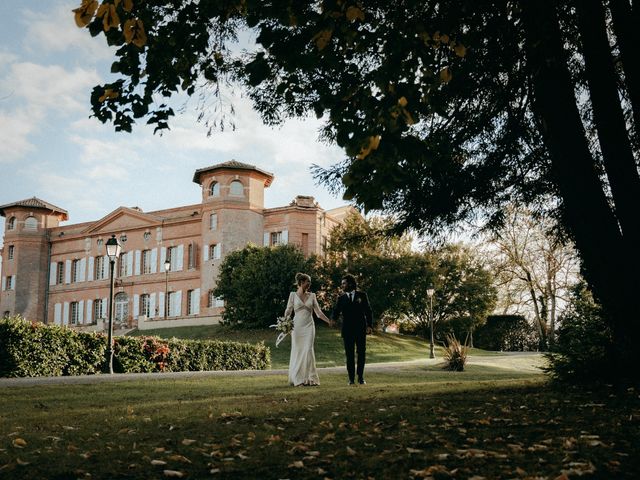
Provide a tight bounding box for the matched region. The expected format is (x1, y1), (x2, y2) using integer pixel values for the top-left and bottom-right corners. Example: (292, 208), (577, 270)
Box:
(332, 274), (373, 385)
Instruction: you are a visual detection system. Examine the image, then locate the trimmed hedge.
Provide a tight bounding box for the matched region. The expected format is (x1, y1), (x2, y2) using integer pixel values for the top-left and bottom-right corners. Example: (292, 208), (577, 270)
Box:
(0, 316), (270, 378)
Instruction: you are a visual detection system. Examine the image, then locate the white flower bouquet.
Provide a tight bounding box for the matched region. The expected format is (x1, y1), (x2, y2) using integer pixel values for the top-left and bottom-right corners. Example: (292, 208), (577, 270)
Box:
(270, 316), (294, 347)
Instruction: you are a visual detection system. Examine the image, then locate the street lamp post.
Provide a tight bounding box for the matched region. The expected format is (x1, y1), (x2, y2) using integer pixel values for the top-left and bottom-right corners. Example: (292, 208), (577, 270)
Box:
(164, 259), (171, 319)
(105, 235), (121, 374)
(427, 286), (435, 359)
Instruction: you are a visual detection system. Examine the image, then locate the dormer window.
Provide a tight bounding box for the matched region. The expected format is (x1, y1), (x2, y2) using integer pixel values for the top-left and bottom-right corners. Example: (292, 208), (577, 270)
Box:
(209, 181), (220, 197)
(7, 217), (16, 230)
(230, 180), (244, 196)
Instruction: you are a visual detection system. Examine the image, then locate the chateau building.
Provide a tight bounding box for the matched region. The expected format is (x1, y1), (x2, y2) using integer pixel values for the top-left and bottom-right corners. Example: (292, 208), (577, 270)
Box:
(0, 161), (351, 330)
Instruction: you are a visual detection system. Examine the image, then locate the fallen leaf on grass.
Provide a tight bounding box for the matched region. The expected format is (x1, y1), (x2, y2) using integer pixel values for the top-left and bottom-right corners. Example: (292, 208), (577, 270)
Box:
(151, 460), (167, 466)
(166, 454), (192, 464)
(12, 438), (27, 448)
(346, 446), (357, 456)
(16, 458), (30, 466)
(289, 460), (304, 468)
(410, 465), (451, 478)
(181, 439), (196, 446)
(163, 470), (185, 478)
(406, 447), (423, 453)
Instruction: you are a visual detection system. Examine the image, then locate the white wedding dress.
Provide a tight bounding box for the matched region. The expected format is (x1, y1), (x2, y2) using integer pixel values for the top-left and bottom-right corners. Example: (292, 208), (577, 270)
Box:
(284, 291), (322, 386)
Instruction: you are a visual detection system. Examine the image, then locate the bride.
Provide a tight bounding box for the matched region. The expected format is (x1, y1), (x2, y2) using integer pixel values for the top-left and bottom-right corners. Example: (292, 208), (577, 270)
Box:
(283, 273), (333, 386)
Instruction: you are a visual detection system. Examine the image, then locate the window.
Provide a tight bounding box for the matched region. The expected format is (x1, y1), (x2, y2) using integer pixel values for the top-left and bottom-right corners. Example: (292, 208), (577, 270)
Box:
(93, 299), (104, 320)
(229, 180), (243, 196)
(187, 243), (197, 270)
(56, 262), (64, 285)
(209, 181), (220, 197)
(71, 259), (80, 283)
(168, 291), (178, 317)
(209, 213), (217, 231)
(24, 216), (38, 230)
(95, 256), (106, 280)
(208, 290), (216, 308)
(6, 276), (14, 290)
(270, 231), (283, 246)
(167, 246), (177, 271)
(142, 249), (152, 274)
(119, 252), (127, 277)
(97, 238), (104, 247)
(215, 297), (225, 307)
(7, 217), (16, 230)
(143, 231), (151, 241)
(209, 244), (221, 260)
(70, 301), (79, 325)
(7, 245), (14, 260)
(187, 290), (197, 315)
(140, 294), (151, 317)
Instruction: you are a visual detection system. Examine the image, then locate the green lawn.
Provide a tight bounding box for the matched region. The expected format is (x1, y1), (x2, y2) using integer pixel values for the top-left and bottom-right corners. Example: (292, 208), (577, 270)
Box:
(129, 324), (496, 369)
(1, 365), (638, 479)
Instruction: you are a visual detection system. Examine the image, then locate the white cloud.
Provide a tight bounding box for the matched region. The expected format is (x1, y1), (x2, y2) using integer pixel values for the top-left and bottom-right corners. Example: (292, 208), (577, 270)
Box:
(7, 62), (100, 113)
(22, 4), (113, 60)
(0, 109), (40, 161)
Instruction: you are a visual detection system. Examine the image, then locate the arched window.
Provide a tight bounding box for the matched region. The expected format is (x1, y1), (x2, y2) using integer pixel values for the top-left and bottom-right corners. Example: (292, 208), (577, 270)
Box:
(230, 180), (244, 196)
(209, 181), (220, 197)
(7, 217), (16, 230)
(24, 216), (38, 230)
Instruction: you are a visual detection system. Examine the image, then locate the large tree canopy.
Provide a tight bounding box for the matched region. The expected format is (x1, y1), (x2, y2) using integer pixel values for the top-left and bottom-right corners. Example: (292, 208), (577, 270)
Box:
(76, 0), (640, 379)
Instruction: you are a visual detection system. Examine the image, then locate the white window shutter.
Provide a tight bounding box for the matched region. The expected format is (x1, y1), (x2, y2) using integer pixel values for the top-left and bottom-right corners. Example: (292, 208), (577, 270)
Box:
(174, 290), (182, 317)
(149, 293), (156, 318)
(210, 213), (217, 230)
(79, 258), (87, 282)
(49, 262), (57, 286)
(78, 300), (84, 324)
(133, 294), (140, 319)
(88, 257), (94, 281)
(176, 244), (184, 271)
(65, 260), (72, 284)
(54, 303), (62, 325)
(63, 302), (70, 325)
(214, 244), (221, 260)
(1, 277), (5, 291)
(150, 248), (158, 274)
(86, 299), (93, 324)
(264, 232), (269, 246)
(203, 244), (209, 261)
(134, 250), (141, 276)
(160, 247), (166, 270)
(193, 288), (200, 314)
(282, 230), (288, 245)
(127, 251), (133, 276)
(103, 298), (108, 318)
(159, 292), (165, 317)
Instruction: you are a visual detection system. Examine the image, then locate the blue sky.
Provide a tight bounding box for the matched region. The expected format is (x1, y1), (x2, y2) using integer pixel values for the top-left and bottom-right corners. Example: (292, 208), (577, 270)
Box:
(0, 1), (348, 246)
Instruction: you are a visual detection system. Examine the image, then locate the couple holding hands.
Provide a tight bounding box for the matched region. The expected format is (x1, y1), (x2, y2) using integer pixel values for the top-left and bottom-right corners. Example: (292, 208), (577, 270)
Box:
(283, 272), (373, 387)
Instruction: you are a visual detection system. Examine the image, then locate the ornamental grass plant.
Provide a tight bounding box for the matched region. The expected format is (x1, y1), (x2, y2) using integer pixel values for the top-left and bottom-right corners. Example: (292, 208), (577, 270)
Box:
(442, 333), (469, 371)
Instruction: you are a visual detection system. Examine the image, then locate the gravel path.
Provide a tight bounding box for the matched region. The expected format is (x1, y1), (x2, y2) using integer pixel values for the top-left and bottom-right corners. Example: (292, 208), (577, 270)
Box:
(0, 352), (545, 388)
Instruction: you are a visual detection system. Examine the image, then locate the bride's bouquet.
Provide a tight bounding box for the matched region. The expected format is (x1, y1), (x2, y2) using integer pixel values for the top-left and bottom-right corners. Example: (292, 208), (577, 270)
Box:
(270, 316), (294, 348)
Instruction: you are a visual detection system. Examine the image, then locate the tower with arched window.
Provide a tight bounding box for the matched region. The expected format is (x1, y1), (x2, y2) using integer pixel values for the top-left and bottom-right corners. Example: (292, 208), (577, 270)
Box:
(0, 198), (68, 321)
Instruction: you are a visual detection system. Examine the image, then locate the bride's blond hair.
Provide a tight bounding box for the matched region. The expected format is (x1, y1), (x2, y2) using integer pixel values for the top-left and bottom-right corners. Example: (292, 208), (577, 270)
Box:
(295, 272), (311, 286)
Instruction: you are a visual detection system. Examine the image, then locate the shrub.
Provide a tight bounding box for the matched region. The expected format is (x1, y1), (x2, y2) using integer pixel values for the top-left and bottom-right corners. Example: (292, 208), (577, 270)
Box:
(544, 283), (612, 383)
(442, 333), (469, 371)
(0, 317), (270, 377)
(474, 315), (539, 351)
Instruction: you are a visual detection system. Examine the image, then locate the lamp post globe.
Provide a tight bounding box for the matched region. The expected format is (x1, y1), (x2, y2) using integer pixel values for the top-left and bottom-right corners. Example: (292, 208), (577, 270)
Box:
(105, 235), (122, 374)
(427, 286), (435, 359)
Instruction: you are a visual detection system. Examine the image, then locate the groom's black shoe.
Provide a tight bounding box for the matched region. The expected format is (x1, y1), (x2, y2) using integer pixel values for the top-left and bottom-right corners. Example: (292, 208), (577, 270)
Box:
(348, 379), (355, 385)
(358, 378), (366, 385)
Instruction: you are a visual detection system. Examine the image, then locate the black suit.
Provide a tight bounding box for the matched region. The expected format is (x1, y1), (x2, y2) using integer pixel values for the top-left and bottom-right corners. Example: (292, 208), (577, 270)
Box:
(332, 290), (373, 382)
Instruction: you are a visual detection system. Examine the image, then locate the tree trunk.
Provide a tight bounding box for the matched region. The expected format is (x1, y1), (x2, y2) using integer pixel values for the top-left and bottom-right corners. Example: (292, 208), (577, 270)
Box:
(520, 0), (640, 381)
(574, 0), (640, 247)
(609, 0), (640, 144)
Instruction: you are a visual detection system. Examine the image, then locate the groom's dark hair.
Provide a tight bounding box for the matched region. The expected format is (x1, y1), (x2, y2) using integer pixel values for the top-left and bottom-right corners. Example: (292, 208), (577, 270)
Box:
(342, 273), (357, 290)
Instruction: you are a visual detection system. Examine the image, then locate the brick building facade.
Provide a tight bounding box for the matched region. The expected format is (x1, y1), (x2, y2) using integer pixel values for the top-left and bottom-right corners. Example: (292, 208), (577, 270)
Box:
(0, 161), (352, 330)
